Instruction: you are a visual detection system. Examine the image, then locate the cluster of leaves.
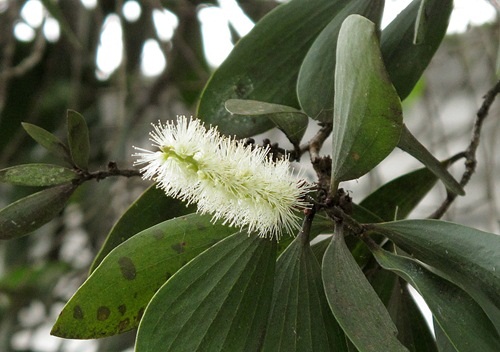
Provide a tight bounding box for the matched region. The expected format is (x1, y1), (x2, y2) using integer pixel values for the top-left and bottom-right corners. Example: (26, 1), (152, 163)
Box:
(1, 0), (499, 351)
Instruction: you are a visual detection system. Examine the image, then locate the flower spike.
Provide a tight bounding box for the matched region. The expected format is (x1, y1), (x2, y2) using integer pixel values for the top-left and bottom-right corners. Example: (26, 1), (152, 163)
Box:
(133, 116), (310, 239)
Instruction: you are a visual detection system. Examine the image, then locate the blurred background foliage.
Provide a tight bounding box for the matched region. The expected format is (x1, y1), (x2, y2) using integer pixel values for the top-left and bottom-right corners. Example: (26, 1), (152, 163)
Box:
(0, 0), (498, 351)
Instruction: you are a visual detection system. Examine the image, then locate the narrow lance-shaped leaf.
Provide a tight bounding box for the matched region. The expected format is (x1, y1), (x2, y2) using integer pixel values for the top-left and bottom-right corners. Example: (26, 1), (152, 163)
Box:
(51, 214), (235, 339)
(90, 184), (196, 272)
(381, 0), (453, 99)
(262, 233), (347, 352)
(374, 219), (500, 334)
(297, 0), (385, 122)
(67, 110), (90, 170)
(0, 184), (76, 240)
(0, 164), (76, 187)
(135, 232), (276, 352)
(197, 0), (353, 137)
(371, 246), (500, 351)
(322, 224), (408, 352)
(397, 125), (464, 195)
(225, 99), (308, 147)
(21, 122), (71, 163)
(331, 15), (403, 187)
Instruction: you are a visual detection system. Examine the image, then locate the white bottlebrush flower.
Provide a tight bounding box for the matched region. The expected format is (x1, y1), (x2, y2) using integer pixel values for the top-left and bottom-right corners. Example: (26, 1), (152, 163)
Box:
(133, 116), (310, 239)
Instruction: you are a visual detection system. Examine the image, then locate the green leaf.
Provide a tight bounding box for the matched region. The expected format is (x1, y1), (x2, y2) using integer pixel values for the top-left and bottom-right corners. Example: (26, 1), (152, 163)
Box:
(66, 110), (90, 170)
(262, 235), (347, 352)
(374, 219), (500, 334)
(0, 164), (76, 187)
(413, 0), (429, 45)
(322, 225), (408, 352)
(369, 270), (437, 352)
(135, 232), (276, 352)
(51, 214), (235, 339)
(360, 166), (439, 221)
(397, 126), (464, 195)
(90, 184), (195, 272)
(0, 184), (76, 240)
(371, 247), (500, 351)
(21, 122), (71, 163)
(197, 0), (353, 137)
(331, 15), (403, 186)
(297, 0), (384, 122)
(434, 322), (458, 352)
(225, 99), (308, 146)
(381, 0), (453, 99)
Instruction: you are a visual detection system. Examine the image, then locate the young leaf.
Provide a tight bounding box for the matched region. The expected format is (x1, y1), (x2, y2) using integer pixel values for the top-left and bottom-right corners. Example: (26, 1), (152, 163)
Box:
(21, 122), (71, 163)
(397, 126), (464, 195)
(331, 15), (403, 187)
(67, 110), (90, 170)
(297, 0), (385, 122)
(0, 184), (76, 240)
(197, 0), (353, 137)
(374, 219), (500, 334)
(51, 214), (235, 339)
(381, 0), (453, 99)
(0, 164), (76, 187)
(262, 235), (347, 352)
(371, 247), (500, 351)
(225, 99), (308, 147)
(90, 184), (196, 272)
(135, 232), (276, 352)
(322, 225), (408, 352)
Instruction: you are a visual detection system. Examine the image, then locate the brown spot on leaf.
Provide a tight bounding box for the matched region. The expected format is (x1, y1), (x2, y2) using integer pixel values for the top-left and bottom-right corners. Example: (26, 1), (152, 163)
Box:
(118, 256), (136, 280)
(73, 305), (84, 320)
(352, 152), (360, 161)
(97, 306), (111, 321)
(118, 304), (126, 316)
(136, 307), (145, 323)
(171, 241), (186, 254)
(118, 318), (130, 332)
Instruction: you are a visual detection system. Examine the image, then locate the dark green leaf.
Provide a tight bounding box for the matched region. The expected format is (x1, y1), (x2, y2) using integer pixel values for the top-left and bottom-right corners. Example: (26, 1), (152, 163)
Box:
(0, 184), (76, 240)
(67, 110), (90, 170)
(360, 166), (439, 221)
(434, 321), (458, 352)
(413, 0), (429, 45)
(381, 0), (453, 99)
(90, 184), (195, 272)
(374, 219), (500, 334)
(225, 99), (308, 146)
(51, 214), (235, 339)
(197, 0), (353, 137)
(322, 225), (408, 352)
(331, 15), (403, 186)
(21, 122), (70, 163)
(369, 269), (437, 352)
(397, 126), (464, 195)
(135, 232), (276, 352)
(262, 234), (347, 352)
(297, 0), (384, 122)
(0, 164), (76, 187)
(371, 247), (500, 351)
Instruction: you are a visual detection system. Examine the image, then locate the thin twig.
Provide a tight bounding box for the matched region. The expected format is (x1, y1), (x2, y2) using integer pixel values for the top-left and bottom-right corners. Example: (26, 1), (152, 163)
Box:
(430, 80), (500, 219)
(305, 123), (333, 162)
(75, 161), (142, 185)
